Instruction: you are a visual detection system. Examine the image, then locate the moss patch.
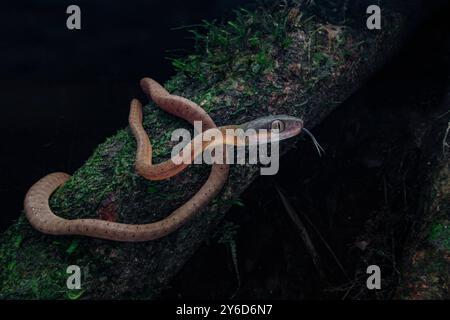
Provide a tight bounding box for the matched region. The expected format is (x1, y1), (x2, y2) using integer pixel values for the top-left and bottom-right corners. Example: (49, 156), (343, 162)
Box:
(429, 222), (450, 251)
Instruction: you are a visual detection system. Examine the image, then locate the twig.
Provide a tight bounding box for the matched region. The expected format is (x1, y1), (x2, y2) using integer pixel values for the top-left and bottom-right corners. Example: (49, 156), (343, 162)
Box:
(297, 204), (348, 278)
(277, 182), (348, 278)
(442, 121), (450, 155)
(275, 185), (326, 281)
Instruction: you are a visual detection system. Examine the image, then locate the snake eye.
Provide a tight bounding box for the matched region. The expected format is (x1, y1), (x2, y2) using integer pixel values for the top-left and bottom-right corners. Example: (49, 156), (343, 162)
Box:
(271, 120), (285, 132)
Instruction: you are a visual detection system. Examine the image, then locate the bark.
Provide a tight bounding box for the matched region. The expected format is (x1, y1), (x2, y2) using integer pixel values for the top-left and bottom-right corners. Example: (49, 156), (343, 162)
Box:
(0, 1), (423, 299)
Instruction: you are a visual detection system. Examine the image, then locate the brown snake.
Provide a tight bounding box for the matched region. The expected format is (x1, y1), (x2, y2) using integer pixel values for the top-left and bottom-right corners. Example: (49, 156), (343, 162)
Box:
(24, 77), (304, 242)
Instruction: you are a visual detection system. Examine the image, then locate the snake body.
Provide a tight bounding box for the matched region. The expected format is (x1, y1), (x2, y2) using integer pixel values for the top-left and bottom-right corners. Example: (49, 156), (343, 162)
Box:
(24, 78), (303, 242)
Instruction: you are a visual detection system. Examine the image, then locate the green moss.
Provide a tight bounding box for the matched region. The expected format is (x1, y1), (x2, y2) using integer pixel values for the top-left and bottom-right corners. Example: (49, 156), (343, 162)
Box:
(0, 218), (85, 299)
(429, 222), (450, 251)
(252, 47), (275, 74)
(196, 88), (221, 112)
(169, 6), (302, 84)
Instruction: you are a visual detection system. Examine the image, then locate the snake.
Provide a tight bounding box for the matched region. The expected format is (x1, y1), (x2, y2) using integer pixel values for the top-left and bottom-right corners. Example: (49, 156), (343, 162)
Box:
(23, 77), (304, 242)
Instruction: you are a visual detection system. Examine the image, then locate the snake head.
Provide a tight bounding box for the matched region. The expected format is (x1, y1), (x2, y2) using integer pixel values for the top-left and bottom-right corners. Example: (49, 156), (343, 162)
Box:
(240, 115), (304, 143)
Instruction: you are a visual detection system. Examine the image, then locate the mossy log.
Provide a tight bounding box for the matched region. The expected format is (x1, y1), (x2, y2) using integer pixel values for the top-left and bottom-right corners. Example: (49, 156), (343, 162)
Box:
(396, 151), (450, 299)
(0, 3), (419, 299)
(395, 91), (450, 300)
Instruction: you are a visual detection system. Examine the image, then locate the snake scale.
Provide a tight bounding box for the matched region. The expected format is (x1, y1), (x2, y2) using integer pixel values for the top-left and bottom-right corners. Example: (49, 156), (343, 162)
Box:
(24, 77), (304, 242)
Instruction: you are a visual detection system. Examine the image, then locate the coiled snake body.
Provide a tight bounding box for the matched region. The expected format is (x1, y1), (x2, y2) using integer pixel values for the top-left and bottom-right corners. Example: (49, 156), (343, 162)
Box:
(24, 78), (303, 242)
